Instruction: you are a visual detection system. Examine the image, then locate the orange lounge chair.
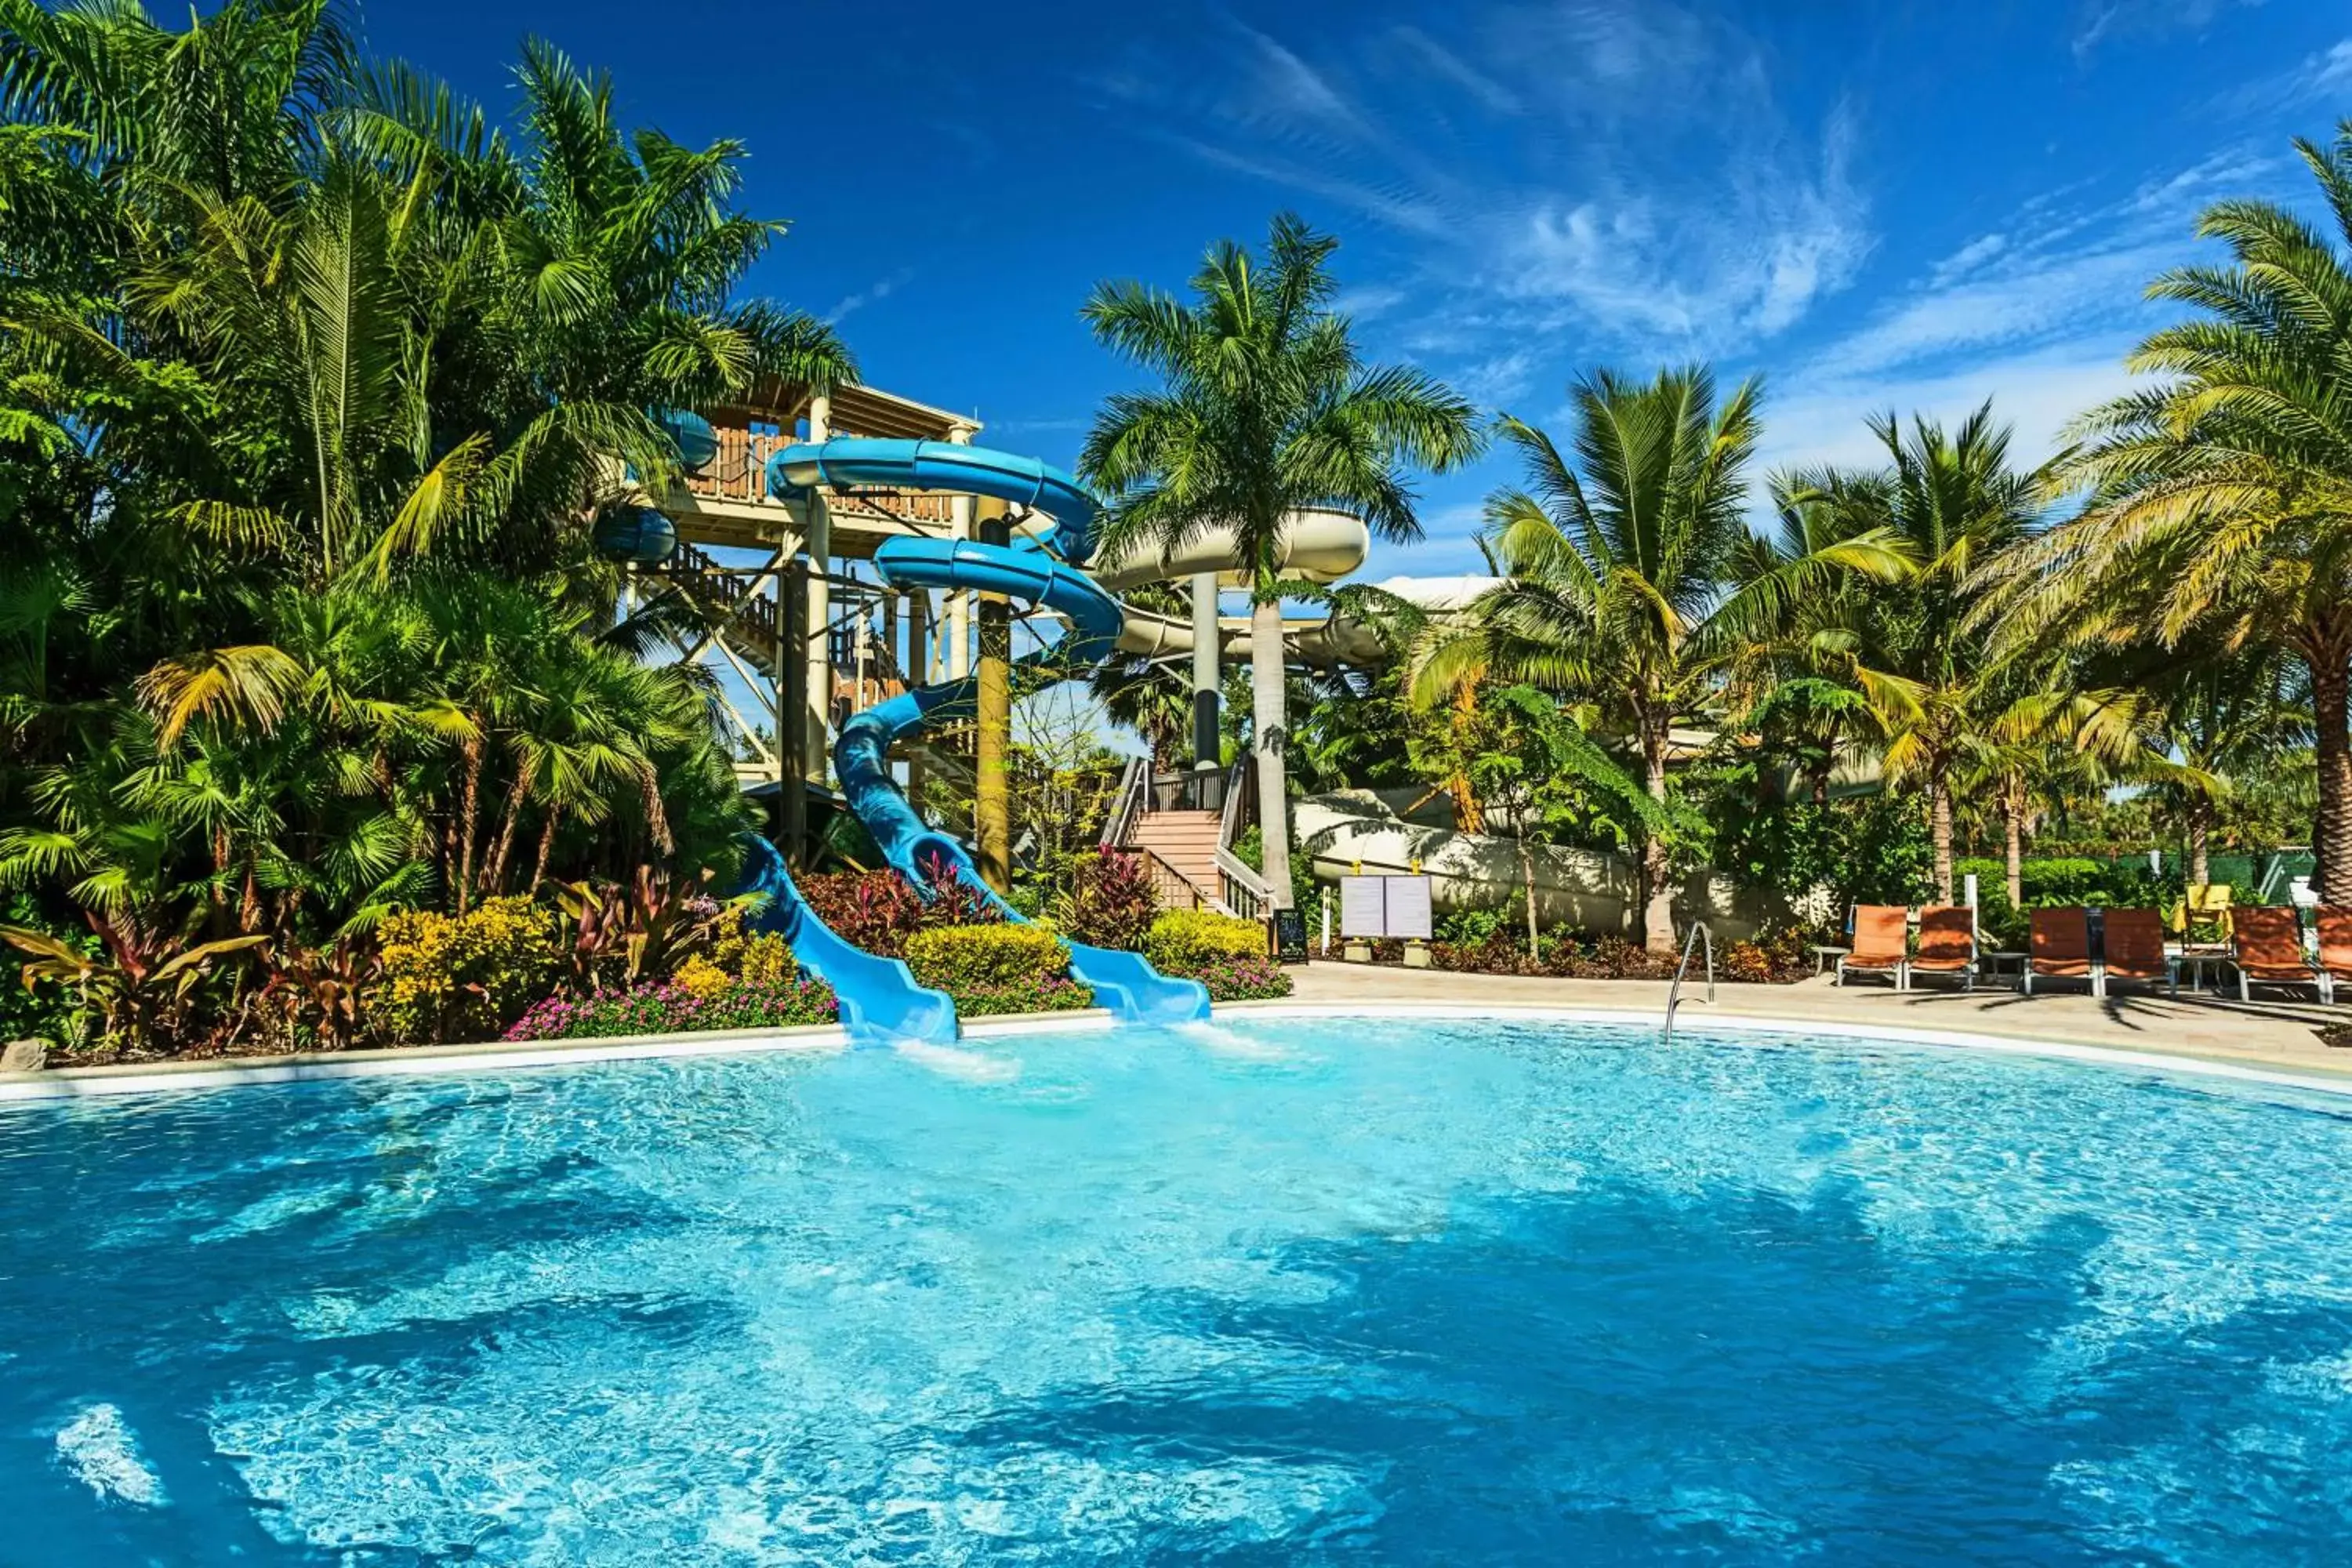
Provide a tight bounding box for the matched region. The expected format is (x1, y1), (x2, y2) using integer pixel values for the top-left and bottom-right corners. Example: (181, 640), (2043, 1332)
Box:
(1836, 905), (1909, 989)
(1909, 906), (1976, 991)
(2231, 906), (2328, 1004)
(2100, 908), (2176, 998)
(2023, 907), (2098, 997)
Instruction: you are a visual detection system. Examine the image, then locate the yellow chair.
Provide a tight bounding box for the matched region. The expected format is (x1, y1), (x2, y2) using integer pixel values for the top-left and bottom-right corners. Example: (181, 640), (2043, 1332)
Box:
(2172, 883), (2233, 946)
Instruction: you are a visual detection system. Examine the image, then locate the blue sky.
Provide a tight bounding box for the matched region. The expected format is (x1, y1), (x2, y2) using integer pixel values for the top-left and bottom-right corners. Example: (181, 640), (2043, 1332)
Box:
(360, 0), (2352, 577)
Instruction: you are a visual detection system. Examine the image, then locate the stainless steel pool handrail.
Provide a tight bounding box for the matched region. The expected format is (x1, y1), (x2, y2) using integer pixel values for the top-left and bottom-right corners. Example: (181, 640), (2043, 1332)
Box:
(1663, 921), (1715, 1045)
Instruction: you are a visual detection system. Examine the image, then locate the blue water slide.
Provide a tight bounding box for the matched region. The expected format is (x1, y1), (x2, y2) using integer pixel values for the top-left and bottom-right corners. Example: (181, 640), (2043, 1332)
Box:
(735, 834), (959, 1044)
(768, 438), (1212, 1026)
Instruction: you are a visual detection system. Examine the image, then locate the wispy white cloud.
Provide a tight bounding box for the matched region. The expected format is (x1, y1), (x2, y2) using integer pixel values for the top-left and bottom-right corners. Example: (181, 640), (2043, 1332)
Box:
(1757, 138), (2307, 491)
(2071, 0), (2266, 60)
(1926, 233), (2008, 290)
(825, 267), (915, 325)
(2215, 35), (2352, 114)
(1099, 2), (1874, 372)
(1333, 284), (1411, 321)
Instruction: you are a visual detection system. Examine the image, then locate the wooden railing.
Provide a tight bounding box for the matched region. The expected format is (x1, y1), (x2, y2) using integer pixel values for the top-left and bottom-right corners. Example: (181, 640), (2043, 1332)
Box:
(1102, 756), (1149, 850)
(662, 539), (782, 665)
(1131, 845), (1204, 913)
(1214, 755), (1274, 920)
(1215, 844), (1269, 920)
(677, 418), (960, 525)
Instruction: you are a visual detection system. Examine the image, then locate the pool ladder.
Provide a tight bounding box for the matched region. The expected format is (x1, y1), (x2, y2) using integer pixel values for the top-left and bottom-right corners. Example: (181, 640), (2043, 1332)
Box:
(1662, 921), (1715, 1046)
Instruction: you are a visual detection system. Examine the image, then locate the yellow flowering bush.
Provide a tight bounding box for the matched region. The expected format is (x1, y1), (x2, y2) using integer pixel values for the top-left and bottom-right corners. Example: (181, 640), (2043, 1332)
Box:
(731, 931), (796, 987)
(670, 955), (731, 998)
(369, 897), (561, 1044)
(1142, 910), (1268, 971)
(903, 923), (1092, 1016)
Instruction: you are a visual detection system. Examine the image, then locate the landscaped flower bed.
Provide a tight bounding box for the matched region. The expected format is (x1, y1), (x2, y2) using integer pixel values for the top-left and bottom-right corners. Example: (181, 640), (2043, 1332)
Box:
(503, 975), (838, 1041)
(1185, 954), (1293, 1001)
(1142, 910), (1295, 1000)
(905, 922), (1094, 1014)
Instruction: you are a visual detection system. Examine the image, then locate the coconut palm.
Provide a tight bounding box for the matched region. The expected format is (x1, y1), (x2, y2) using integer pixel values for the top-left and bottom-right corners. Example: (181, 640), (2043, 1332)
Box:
(1796, 404), (2056, 902)
(1417, 366), (1907, 949)
(1984, 125), (2352, 902)
(1080, 213), (1482, 909)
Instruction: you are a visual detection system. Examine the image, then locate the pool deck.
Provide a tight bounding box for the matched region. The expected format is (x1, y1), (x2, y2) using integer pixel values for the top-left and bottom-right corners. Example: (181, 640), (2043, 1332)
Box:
(1279, 961), (2352, 1080)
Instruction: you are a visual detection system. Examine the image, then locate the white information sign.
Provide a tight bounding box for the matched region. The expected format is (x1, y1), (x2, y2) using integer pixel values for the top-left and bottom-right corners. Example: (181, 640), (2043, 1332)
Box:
(1340, 877), (1387, 938)
(1385, 876), (1433, 941)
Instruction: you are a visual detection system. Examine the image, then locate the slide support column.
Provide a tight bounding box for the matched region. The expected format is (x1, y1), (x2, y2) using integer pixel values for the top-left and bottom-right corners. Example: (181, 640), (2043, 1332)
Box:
(947, 423), (977, 681)
(975, 506), (1014, 895)
(803, 394), (834, 786)
(1190, 570), (1221, 774)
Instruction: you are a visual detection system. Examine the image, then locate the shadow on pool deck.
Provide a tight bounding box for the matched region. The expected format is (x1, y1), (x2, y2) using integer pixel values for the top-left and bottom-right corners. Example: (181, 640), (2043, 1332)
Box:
(1273, 961), (2352, 1080)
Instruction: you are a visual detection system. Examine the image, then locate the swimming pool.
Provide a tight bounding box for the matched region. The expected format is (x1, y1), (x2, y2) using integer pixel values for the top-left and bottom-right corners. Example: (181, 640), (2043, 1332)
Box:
(7, 1013), (2352, 1563)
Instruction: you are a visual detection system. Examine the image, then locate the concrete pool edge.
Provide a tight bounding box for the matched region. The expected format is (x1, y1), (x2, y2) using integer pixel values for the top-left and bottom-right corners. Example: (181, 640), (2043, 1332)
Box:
(3, 999), (2347, 1103)
(1218, 999), (2352, 1097)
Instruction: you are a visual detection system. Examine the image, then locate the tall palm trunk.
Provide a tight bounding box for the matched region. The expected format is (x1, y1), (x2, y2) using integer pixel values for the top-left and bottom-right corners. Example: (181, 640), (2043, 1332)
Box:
(483, 767), (532, 896)
(2187, 800), (2212, 888)
(2309, 646), (2352, 904)
(1249, 598), (1294, 912)
(2003, 771), (2026, 909)
(1639, 717), (1674, 954)
(1930, 771), (1956, 905)
(455, 736), (484, 916)
(1450, 681), (1484, 833)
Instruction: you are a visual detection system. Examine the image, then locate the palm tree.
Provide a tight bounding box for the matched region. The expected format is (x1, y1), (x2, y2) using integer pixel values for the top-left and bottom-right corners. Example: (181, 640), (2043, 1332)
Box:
(1417, 366), (1905, 949)
(1985, 125), (2352, 902)
(1796, 405), (2055, 902)
(1080, 213), (1482, 909)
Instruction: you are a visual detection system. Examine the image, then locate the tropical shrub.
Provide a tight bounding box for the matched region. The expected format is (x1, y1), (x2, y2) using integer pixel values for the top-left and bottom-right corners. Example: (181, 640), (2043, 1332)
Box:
(1060, 851), (1157, 951)
(549, 869), (737, 993)
(368, 898), (561, 1045)
(2, 913), (268, 1056)
(503, 976), (838, 1040)
(798, 854), (1000, 958)
(0, 895), (97, 1048)
(1144, 910), (1269, 972)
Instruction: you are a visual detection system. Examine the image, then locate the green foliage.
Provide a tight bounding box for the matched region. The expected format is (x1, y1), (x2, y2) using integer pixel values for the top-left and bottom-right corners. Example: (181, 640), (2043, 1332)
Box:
(0, 8), (827, 1053)
(1144, 909), (1269, 971)
(368, 896), (561, 1045)
(0, 892), (91, 1047)
(1689, 760), (1934, 914)
(1235, 824), (1319, 914)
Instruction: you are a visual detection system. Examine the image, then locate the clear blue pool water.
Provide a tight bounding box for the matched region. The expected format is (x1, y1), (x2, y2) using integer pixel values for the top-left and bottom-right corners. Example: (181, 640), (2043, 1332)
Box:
(7, 1016), (2352, 1564)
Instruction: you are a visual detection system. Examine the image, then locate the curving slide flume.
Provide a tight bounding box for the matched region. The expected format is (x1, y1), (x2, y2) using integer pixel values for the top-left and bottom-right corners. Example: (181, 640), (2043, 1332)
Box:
(742, 438), (1210, 1044)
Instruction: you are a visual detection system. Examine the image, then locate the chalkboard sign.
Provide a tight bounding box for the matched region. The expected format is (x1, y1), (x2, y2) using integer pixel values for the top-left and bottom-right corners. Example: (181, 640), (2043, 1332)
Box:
(1272, 908), (1309, 964)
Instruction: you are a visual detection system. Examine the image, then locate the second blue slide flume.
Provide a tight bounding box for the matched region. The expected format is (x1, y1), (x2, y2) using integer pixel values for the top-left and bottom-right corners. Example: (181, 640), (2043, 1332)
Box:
(753, 437), (1210, 1038)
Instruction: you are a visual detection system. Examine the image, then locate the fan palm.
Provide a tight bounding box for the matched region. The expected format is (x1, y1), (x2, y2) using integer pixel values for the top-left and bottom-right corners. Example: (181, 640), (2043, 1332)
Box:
(1080, 213), (1482, 909)
(1985, 124), (2352, 901)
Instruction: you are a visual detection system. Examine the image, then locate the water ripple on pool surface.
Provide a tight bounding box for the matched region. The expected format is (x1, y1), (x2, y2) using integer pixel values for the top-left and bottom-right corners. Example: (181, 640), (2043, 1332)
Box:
(5, 1018), (2352, 1563)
